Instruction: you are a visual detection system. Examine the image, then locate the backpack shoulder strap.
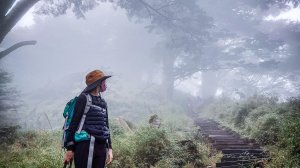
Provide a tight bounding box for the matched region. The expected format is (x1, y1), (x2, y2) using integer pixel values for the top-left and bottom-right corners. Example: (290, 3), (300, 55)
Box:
(77, 93), (92, 133)
(87, 136), (95, 168)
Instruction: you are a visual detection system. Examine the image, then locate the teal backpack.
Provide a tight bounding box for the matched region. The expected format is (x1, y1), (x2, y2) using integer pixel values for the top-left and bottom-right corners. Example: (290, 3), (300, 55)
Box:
(62, 94), (93, 149)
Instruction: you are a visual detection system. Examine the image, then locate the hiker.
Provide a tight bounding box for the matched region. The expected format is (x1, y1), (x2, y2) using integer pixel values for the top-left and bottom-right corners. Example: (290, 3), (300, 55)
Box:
(64, 70), (113, 168)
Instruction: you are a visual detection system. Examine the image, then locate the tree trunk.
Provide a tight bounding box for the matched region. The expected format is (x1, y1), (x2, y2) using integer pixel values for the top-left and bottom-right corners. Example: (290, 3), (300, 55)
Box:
(0, 0), (16, 20)
(0, 0), (39, 44)
(162, 54), (176, 99)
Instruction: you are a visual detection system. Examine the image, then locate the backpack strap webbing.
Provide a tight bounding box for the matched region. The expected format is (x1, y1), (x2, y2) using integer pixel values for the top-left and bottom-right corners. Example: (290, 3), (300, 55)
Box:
(87, 136), (95, 168)
(76, 94), (92, 134)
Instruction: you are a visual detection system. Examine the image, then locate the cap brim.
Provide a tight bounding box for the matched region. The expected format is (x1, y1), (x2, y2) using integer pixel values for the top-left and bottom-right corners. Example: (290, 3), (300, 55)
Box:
(82, 75), (112, 93)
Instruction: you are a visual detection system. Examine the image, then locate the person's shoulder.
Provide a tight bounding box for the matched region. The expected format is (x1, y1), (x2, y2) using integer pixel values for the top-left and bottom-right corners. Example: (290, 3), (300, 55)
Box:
(101, 96), (106, 102)
(77, 93), (87, 103)
(101, 97), (108, 109)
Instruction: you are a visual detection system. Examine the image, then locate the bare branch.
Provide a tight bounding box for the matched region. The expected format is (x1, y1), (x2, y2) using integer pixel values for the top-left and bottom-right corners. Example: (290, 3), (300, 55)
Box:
(136, 0), (199, 39)
(156, 1), (176, 11)
(0, 40), (37, 59)
(137, 0), (175, 21)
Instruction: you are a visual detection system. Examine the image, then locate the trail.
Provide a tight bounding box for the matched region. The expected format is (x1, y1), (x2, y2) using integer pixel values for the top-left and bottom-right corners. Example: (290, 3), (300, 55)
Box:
(196, 119), (270, 168)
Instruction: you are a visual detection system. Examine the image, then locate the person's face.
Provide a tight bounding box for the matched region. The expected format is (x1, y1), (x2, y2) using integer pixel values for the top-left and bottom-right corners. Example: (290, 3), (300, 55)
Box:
(100, 80), (107, 92)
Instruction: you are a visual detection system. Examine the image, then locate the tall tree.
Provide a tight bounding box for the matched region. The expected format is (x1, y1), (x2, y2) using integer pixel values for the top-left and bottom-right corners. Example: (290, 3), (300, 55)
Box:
(0, 0), (38, 59)
(39, 0), (213, 98)
(197, 0), (300, 98)
(0, 0), (39, 127)
(117, 0), (213, 97)
(35, 0), (300, 98)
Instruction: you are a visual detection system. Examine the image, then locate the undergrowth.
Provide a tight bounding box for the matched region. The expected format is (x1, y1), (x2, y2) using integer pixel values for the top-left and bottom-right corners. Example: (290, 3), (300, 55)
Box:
(0, 118), (221, 168)
(199, 95), (300, 167)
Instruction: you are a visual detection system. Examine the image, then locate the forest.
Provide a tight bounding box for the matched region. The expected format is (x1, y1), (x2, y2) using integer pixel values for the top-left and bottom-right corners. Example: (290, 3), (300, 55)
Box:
(0, 0), (299, 167)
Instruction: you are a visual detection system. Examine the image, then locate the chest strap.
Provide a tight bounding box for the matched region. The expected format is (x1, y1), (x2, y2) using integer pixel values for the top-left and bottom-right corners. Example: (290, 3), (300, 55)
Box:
(76, 94), (92, 134)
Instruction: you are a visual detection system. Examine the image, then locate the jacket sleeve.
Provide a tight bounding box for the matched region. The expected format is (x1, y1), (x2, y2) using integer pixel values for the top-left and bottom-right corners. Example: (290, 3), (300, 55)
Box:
(106, 106), (112, 149)
(66, 94), (86, 151)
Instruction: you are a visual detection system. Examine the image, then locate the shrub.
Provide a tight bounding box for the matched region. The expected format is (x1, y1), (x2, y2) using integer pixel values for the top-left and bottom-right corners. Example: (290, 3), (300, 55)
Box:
(0, 115), (211, 168)
(110, 136), (135, 168)
(252, 116), (280, 145)
(132, 127), (171, 167)
(276, 118), (300, 166)
(0, 126), (20, 148)
(0, 131), (63, 168)
(234, 107), (249, 128)
(199, 95), (300, 167)
(109, 119), (126, 137)
(175, 140), (206, 168)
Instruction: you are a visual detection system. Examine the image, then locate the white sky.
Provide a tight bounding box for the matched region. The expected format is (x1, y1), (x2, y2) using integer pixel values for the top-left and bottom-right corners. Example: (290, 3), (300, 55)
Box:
(265, 6), (300, 22)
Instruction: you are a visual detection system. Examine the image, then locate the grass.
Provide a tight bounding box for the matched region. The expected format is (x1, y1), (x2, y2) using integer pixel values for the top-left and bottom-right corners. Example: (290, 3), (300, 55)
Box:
(199, 95), (300, 167)
(0, 118), (223, 168)
(0, 131), (63, 168)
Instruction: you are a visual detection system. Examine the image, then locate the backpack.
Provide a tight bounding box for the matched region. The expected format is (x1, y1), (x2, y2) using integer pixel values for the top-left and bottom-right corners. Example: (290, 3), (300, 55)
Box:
(62, 94), (93, 149)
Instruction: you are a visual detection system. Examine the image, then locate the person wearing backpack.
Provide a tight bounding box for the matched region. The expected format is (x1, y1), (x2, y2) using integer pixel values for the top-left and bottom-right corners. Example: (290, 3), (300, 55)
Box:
(63, 70), (113, 168)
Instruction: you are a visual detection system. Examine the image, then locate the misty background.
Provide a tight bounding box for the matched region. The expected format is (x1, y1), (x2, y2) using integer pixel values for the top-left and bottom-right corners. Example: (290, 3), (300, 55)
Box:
(0, 0), (299, 129)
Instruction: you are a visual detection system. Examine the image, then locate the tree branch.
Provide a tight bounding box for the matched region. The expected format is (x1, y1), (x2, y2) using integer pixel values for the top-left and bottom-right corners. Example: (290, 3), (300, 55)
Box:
(137, 0), (175, 21)
(136, 0), (204, 41)
(156, 1), (176, 11)
(0, 0), (39, 44)
(0, 40), (37, 59)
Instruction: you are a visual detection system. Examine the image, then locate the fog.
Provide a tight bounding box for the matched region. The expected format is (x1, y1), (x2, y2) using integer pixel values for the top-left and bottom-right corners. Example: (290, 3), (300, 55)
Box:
(2, 3), (161, 92)
(0, 0), (299, 128)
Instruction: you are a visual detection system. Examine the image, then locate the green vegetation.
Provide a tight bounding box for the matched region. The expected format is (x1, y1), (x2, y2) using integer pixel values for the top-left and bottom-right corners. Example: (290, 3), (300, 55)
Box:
(0, 116), (222, 168)
(111, 125), (221, 168)
(0, 130), (63, 168)
(199, 95), (300, 167)
(0, 80), (226, 167)
(0, 70), (20, 127)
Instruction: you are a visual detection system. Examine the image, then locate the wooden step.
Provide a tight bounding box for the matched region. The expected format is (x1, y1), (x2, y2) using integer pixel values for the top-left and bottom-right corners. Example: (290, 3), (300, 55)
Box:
(215, 146), (260, 150)
(223, 153), (269, 158)
(222, 149), (264, 154)
(209, 135), (239, 138)
(221, 157), (269, 162)
(214, 142), (259, 146)
(214, 140), (245, 143)
(216, 160), (252, 167)
(201, 131), (232, 135)
(216, 166), (240, 168)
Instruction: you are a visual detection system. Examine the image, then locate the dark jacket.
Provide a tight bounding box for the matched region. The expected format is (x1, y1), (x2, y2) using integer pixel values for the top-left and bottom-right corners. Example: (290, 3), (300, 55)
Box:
(66, 93), (112, 151)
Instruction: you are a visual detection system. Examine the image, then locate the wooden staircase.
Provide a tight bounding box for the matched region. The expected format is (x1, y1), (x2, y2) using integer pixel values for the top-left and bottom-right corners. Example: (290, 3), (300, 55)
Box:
(196, 119), (269, 168)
